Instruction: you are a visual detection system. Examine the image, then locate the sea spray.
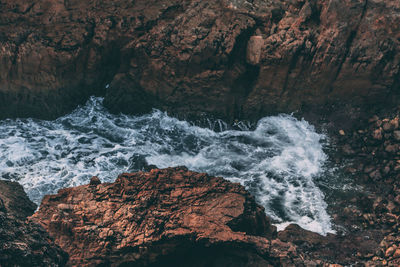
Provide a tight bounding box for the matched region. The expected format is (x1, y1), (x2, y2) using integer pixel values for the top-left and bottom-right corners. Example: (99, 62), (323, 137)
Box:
(0, 97), (334, 235)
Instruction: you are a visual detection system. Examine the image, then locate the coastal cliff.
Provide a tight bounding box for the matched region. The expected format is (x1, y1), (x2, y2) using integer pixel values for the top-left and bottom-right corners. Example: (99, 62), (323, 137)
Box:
(0, 0), (399, 120)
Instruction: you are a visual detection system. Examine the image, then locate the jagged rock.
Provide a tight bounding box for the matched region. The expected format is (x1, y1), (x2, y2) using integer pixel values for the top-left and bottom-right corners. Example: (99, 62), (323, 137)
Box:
(89, 176), (101, 186)
(278, 224), (379, 265)
(0, 0), (399, 120)
(0, 180), (68, 266)
(31, 167), (293, 266)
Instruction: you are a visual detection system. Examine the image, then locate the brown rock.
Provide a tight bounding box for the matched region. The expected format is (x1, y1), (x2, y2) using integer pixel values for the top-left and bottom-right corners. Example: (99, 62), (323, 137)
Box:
(0, 180), (36, 220)
(383, 122), (393, 132)
(32, 167), (283, 266)
(246, 36), (264, 65)
(0, 181), (68, 266)
(278, 224), (379, 265)
(372, 128), (383, 140)
(391, 118), (399, 130)
(385, 246), (395, 257)
(0, 0), (399, 121)
(89, 176), (101, 186)
(393, 249), (400, 259)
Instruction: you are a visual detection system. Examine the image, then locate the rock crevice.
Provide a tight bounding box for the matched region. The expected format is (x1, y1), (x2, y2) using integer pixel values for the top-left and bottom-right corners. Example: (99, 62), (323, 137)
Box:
(0, 0), (399, 121)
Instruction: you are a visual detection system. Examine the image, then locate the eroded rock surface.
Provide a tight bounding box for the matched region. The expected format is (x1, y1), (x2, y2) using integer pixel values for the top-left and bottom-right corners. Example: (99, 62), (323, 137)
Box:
(333, 109), (400, 266)
(31, 167), (312, 266)
(0, 180), (68, 266)
(0, 0), (399, 120)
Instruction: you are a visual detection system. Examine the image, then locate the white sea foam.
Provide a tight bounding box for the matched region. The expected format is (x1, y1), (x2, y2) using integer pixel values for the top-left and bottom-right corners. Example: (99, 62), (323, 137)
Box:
(0, 97), (334, 235)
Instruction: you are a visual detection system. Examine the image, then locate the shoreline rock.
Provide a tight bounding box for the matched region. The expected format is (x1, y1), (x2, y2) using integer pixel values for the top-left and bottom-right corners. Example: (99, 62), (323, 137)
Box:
(28, 166), (391, 266)
(1, 160), (397, 266)
(329, 106), (400, 266)
(31, 167), (289, 266)
(0, 180), (68, 266)
(0, 0), (399, 121)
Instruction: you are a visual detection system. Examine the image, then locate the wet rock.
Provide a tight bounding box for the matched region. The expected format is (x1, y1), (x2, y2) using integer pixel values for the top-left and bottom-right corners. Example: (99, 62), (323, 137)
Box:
(385, 144), (398, 153)
(391, 118), (399, 129)
(383, 122), (393, 132)
(0, 180), (68, 266)
(32, 167), (286, 266)
(339, 109), (400, 265)
(393, 130), (400, 141)
(278, 224), (378, 264)
(393, 249), (400, 259)
(342, 144), (355, 155)
(89, 176), (101, 186)
(372, 128), (383, 140)
(385, 246), (395, 257)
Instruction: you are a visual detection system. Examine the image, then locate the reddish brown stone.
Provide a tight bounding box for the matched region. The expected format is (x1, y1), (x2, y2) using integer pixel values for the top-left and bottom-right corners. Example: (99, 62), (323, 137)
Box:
(0, 0), (399, 120)
(31, 167), (285, 266)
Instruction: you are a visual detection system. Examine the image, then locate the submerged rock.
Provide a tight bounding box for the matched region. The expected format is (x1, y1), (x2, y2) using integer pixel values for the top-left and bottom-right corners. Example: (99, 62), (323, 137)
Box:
(0, 180), (68, 266)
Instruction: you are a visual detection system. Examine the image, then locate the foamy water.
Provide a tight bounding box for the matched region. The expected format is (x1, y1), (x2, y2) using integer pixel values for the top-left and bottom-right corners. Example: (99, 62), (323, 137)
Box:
(0, 97), (334, 235)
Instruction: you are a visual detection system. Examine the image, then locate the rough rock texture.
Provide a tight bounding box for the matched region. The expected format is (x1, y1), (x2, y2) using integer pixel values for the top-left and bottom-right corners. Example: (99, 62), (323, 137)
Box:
(278, 224), (381, 265)
(0, 0), (399, 120)
(0, 180), (68, 266)
(32, 167), (312, 266)
(332, 109), (400, 266)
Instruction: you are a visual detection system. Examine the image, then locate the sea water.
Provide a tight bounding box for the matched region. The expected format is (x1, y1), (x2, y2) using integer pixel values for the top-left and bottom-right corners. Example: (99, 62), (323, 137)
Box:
(0, 97), (334, 235)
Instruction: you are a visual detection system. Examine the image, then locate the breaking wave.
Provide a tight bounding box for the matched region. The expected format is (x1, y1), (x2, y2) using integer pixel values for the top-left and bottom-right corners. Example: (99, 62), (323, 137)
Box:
(0, 97), (334, 235)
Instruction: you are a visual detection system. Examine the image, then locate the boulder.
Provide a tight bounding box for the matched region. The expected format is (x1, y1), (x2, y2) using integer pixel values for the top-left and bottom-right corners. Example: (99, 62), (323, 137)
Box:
(0, 180), (68, 266)
(32, 167), (287, 266)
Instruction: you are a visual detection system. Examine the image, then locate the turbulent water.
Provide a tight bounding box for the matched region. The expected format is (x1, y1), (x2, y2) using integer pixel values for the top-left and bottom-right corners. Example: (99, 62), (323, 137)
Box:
(0, 97), (334, 235)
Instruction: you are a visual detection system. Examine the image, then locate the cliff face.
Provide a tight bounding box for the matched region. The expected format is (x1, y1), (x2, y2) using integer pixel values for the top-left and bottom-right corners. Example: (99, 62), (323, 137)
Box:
(0, 0), (399, 120)
(32, 167), (296, 266)
(0, 180), (68, 266)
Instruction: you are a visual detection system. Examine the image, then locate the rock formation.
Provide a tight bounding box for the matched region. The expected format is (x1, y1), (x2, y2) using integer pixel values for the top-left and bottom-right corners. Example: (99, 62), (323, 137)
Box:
(0, 0), (399, 120)
(32, 167), (310, 266)
(334, 109), (400, 266)
(0, 180), (68, 266)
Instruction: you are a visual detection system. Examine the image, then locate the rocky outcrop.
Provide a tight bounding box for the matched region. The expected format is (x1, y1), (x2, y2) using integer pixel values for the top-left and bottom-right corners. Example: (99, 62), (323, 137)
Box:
(333, 109), (400, 266)
(0, 0), (399, 120)
(32, 167), (312, 266)
(0, 180), (68, 266)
